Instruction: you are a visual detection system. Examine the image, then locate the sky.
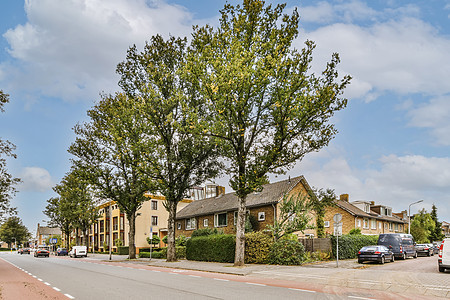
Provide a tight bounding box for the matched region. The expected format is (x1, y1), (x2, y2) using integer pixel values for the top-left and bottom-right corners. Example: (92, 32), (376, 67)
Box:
(1, 0), (450, 235)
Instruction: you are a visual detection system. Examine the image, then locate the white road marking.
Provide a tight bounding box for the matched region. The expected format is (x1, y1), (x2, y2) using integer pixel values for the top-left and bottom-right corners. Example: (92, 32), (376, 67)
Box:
(213, 278), (229, 282)
(348, 296), (374, 300)
(53, 287), (61, 292)
(64, 293), (75, 299)
(288, 288), (316, 293)
(189, 275), (201, 278)
(245, 282), (266, 286)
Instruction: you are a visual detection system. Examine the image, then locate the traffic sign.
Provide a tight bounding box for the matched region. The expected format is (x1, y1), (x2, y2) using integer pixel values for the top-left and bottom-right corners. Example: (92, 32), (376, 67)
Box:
(333, 213), (342, 223)
(334, 222), (342, 236)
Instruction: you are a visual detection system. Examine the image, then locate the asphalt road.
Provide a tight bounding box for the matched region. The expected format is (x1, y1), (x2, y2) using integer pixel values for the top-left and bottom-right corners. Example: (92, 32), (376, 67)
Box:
(0, 252), (360, 300)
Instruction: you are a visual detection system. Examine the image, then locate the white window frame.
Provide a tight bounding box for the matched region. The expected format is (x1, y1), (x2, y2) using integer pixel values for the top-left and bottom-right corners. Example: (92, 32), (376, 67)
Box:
(357, 219), (361, 227)
(389, 222), (393, 231)
(258, 212), (265, 221)
(151, 200), (158, 210)
(324, 221), (330, 228)
(186, 217), (196, 230)
(151, 216), (158, 226)
(203, 219), (208, 227)
(363, 218), (369, 229)
(379, 222), (382, 230)
(214, 212), (227, 227)
(371, 219), (377, 230)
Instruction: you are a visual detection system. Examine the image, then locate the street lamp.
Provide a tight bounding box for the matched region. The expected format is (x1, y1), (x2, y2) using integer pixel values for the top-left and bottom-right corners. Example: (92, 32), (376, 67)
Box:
(408, 200), (424, 234)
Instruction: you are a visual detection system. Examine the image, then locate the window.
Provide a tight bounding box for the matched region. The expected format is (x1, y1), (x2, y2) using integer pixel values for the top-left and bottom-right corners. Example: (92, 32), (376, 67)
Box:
(234, 211), (238, 225)
(177, 222), (181, 230)
(258, 212), (265, 221)
(214, 213), (227, 227)
(186, 218), (196, 230)
(357, 219), (361, 227)
(100, 220), (104, 233)
(113, 217), (118, 231)
(394, 223), (398, 231)
(324, 221), (330, 228)
(363, 218), (369, 229)
(389, 222), (393, 231)
(203, 219), (208, 227)
(120, 216), (124, 230)
(151, 200), (158, 210)
(371, 219), (377, 230)
(379, 222), (382, 230)
(151, 216), (158, 226)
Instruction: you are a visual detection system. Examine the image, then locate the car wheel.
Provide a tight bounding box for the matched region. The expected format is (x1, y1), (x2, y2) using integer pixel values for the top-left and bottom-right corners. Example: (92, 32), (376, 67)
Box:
(402, 253), (406, 260)
(439, 266), (445, 272)
(358, 259), (363, 264)
(380, 256), (385, 264)
(391, 255), (395, 262)
(414, 252), (418, 259)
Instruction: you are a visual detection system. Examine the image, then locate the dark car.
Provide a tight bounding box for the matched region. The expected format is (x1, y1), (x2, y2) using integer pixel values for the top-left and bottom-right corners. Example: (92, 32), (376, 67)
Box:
(378, 233), (417, 260)
(34, 248), (50, 257)
(56, 248), (68, 256)
(21, 248), (30, 255)
(416, 244), (433, 256)
(358, 245), (395, 264)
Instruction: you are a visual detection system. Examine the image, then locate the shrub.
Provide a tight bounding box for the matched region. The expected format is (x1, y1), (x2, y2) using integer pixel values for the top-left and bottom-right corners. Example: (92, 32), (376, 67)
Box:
(303, 250), (331, 263)
(186, 234), (235, 262)
(269, 239), (305, 265)
(139, 251), (165, 259)
(245, 231), (273, 264)
(176, 235), (188, 246)
(161, 246), (186, 259)
(331, 234), (378, 259)
(349, 228), (361, 235)
(191, 228), (223, 238)
(117, 246), (129, 255)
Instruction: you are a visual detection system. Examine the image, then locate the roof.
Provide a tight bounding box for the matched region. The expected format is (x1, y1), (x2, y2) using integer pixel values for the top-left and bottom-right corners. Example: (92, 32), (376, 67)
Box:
(37, 226), (62, 236)
(176, 176), (308, 219)
(336, 200), (407, 223)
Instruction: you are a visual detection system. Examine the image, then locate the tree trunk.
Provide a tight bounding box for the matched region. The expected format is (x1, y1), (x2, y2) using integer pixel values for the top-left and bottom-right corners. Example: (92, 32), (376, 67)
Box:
(128, 214), (136, 259)
(166, 201), (177, 262)
(234, 197), (246, 266)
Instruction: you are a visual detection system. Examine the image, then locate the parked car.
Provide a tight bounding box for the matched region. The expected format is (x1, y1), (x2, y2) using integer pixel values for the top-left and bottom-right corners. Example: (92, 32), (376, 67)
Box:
(17, 248), (23, 254)
(378, 233), (417, 259)
(34, 248), (50, 257)
(438, 238), (450, 273)
(416, 244), (434, 256)
(56, 248), (68, 256)
(69, 246), (87, 258)
(358, 245), (395, 264)
(21, 248), (30, 255)
(433, 242), (440, 254)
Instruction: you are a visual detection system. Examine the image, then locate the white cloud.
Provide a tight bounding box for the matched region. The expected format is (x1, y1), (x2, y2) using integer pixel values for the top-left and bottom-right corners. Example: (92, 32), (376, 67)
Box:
(2, 0), (196, 103)
(407, 94), (450, 145)
(19, 167), (54, 192)
(295, 16), (450, 101)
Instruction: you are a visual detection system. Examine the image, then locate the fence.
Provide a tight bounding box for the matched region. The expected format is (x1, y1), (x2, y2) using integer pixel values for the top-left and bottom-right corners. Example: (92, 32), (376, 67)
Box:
(298, 238), (332, 253)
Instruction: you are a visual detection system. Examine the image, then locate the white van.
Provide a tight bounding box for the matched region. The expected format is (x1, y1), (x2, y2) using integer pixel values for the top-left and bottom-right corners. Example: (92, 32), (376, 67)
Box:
(438, 238), (450, 272)
(69, 246), (87, 258)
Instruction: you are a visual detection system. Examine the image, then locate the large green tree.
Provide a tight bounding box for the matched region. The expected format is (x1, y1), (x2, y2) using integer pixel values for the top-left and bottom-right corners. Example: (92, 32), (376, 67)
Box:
(44, 196), (74, 248)
(69, 92), (152, 259)
(0, 90), (20, 220)
(116, 35), (221, 262)
(0, 216), (30, 247)
(429, 204), (444, 242)
(410, 208), (435, 243)
(188, 0), (350, 265)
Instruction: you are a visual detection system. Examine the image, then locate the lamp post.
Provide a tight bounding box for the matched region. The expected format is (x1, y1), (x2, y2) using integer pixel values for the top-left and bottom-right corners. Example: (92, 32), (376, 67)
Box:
(408, 200), (424, 234)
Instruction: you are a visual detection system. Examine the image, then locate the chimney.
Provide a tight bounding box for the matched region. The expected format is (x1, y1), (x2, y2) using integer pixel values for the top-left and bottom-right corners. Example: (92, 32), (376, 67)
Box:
(340, 194), (349, 202)
(370, 201), (375, 205)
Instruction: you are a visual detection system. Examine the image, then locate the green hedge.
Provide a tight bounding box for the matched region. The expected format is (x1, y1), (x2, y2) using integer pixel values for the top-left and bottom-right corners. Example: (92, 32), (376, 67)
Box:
(117, 246), (129, 255)
(138, 246), (186, 259)
(245, 231), (273, 264)
(139, 251), (164, 259)
(0, 248), (12, 251)
(186, 234), (235, 263)
(268, 239), (305, 265)
(331, 234), (378, 259)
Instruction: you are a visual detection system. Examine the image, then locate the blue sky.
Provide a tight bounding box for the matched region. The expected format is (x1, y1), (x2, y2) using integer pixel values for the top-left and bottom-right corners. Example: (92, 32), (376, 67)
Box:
(1, 0), (450, 235)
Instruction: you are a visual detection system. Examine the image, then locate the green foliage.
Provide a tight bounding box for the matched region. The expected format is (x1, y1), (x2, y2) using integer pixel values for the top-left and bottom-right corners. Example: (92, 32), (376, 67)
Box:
(0, 216), (30, 247)
(244, 231), (273, 264)
(114, 239), (123, 247)
(191, 228), (223, 238)
(268, 239), (306, 265)
(161, 246), (186, 259)
(186, 234), (235, 263)
(349, 228), (362, 235)
(162, 235), (168, 244)
(266, 193), (312, 241)
(44, 234), (62, 247)
(303, 251), (331, 263)
(175, 235), (188, 247)
(309, 188), (336, 238)
(147, 235), (161, 246)
(429, 204), (445, 242)
(188, 0), (350, 265)
(117, 246), (129, 255)
(410, 208), (435, 243)
(0, 90), (20, 220)
(330, 234), (378, 259)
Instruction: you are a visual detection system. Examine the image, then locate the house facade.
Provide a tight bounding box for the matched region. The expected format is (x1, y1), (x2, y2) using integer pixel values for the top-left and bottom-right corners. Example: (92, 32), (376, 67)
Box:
(35, 224), (62, 248)
(442, 221), (450, 237)
(323, 194), (408, 236)
(175, 176), (314, 237)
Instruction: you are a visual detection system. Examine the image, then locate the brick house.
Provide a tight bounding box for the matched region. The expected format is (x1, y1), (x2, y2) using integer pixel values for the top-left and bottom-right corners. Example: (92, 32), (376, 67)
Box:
(442, 221), (450, 237)
(323, 194), (408, 236)
(175, 176), (314, 237)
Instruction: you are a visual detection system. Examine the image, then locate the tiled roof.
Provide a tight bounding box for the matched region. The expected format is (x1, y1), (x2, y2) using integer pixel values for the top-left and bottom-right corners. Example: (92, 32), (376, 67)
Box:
(176, 176), (308, 219)
(336, 200), (406, 223)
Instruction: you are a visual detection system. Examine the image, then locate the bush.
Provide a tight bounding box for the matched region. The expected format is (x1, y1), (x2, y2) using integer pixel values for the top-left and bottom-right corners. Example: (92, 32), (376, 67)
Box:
(191, 228), (223, 238)
(269, 239), (305, 265)
(176, 235), (188, 246)
(186, 234), (235, 263)
(117, 246), (129, 255)
(161, 246), (186, 259)
(139, 251), (164, 259)
(331, 234), (378, 259)
(303, 250), (331, 263)
(245, 231), (273, 264)
(349, 228), (362, 235)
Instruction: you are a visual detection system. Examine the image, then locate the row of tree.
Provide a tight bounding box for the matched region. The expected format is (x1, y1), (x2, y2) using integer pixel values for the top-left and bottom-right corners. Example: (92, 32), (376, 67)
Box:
(410, 204), (445, 243)
(45, 0), (350, 265)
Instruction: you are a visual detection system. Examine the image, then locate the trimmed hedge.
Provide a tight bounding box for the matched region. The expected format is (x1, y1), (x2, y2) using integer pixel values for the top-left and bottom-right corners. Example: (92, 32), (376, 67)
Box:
(245, 231), (273, 264)
(117, 246), (129, 255)
(186, 234), (235, 263)
(268, 239), (305, 265)
(138, 246), (186, 259)
(331, 234), (379, 259)
(139, 251), (164, 259)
